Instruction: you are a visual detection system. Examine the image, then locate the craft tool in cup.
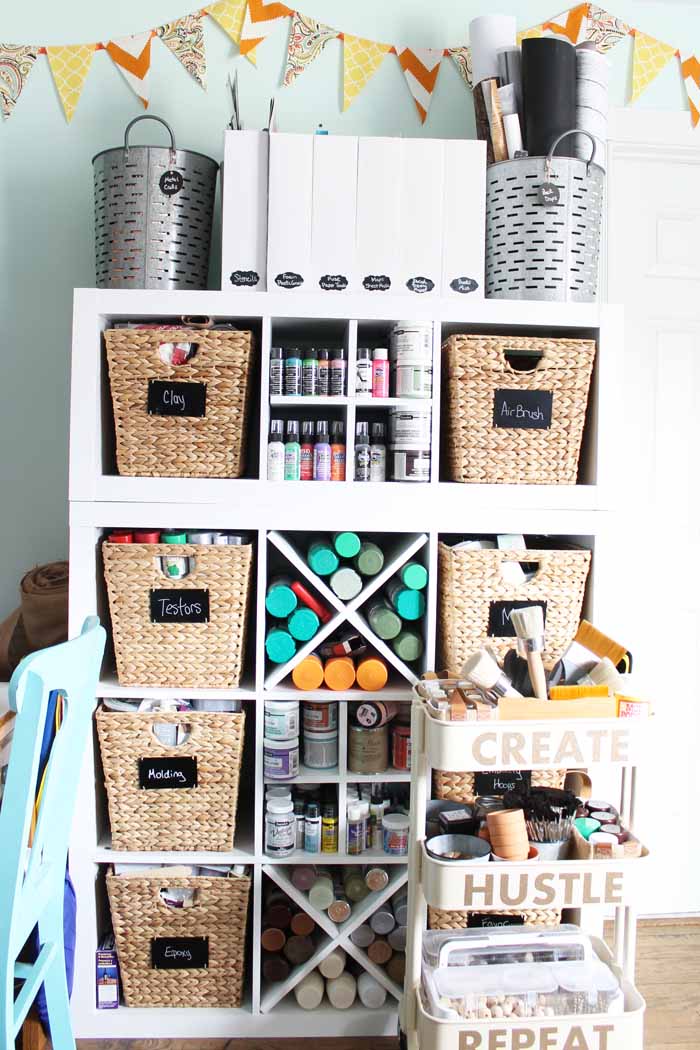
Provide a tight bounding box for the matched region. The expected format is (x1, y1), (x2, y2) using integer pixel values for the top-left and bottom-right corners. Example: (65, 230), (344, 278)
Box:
(510, 605), (548, 701)
(462, 649), (522, 700)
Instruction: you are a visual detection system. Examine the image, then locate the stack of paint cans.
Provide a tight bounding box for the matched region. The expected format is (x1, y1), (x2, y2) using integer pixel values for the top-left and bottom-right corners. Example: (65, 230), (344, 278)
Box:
(574, 42), (608, 172)
(389, 406), (431, 483)
(389, 321), (433, 400)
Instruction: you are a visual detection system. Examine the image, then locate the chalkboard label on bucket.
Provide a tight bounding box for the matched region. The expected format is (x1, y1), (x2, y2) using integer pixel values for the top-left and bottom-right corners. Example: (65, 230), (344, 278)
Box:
(147, 380), (206, 418)
(474, 770), (532, 795)
(139, 756), (198, 790)
(467, 914), (525, 929)
(159, 170), (184, 197)
(151, 937), (208, 970)
(488, 600), (547, 638)
(493, 389), (553, 430)
(150, 589), (210, 624)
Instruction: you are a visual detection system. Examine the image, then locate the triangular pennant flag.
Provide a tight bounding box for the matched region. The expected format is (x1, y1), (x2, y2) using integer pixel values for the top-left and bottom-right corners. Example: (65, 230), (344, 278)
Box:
(106, 32), (152, 108)
(343, 34), (390, 110)
(542, 4), (590, 44)
(585, 5), (630, 53)
(630, 30), (677, 103)
(681, 54), (700, 127)
(207, 0), (248, 47)
(397, 47), (443, 123)
(517, 26), (544, 45)
(0, 44), (38, 119)
(47, 44), (94, 123)
(448, 46), (472, 89)
(157, 14), (207, 89)
(240, 0), (293, 65)
(284, 12), (338, 87)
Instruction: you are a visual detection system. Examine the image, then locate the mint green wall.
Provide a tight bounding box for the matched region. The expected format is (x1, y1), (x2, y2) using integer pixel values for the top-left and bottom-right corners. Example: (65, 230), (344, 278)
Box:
(0, 1), (693, 615)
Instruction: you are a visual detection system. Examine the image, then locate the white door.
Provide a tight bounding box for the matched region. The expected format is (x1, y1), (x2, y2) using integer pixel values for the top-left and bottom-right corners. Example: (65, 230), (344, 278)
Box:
(606, 109), (700, 915)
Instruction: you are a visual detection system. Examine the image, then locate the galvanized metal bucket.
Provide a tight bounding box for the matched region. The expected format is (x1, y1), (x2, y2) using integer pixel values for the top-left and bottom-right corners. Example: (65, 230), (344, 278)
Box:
(93, 115), (219, 289)
(485, 129), (604, 303)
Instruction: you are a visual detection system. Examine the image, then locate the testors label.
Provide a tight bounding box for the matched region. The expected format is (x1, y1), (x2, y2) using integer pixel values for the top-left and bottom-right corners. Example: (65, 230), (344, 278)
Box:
(150, 589), (209, 624)
(494, 389), (553, 430)
(151, 937), (208, 969)
(139, 757), (197, 790)
(147, 380), (206, 418)
(488, 600), (547, 638)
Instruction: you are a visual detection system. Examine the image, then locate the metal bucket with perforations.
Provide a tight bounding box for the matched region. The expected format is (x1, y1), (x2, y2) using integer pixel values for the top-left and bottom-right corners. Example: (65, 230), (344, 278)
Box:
(93, 115), (219, 289)
(485, 129), (604, 302)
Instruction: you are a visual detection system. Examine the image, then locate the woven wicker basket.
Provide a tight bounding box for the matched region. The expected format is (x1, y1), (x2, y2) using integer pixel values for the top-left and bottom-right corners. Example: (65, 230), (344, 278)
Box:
(442, 334), (595, 484)
(438, 542), (591, 672)
(105, 327), (255, 478)
(97, 707), (245, 851)
(433, 767), (566, 805)
(428, 906), (561, 931)
(107, 871), (251, 1008)
(103, 541), (252, 688)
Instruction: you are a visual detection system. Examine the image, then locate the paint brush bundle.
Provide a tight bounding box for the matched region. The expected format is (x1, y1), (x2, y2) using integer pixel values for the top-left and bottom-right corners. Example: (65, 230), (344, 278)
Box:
(501, 786), (579, 843)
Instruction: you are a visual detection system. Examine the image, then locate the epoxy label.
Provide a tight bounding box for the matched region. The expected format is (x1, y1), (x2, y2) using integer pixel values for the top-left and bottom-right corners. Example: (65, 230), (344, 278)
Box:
(151, 937), (208, 969)
(147, 380), (206, 418)
(139, 756), (198, 790)
(150, 589), (209, 623)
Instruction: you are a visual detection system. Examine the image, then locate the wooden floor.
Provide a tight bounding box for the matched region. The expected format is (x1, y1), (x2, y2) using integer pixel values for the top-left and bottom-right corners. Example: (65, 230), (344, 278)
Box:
(75, 919), (700, 1050)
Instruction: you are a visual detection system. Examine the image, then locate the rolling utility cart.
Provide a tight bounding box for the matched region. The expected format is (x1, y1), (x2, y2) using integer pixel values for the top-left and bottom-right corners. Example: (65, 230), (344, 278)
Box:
(400, 697), (649, 1050)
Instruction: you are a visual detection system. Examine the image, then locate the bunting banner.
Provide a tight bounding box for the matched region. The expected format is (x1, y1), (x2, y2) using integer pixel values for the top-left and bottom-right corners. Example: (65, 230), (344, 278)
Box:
(284, 12), (338, 87)
(343, 34), (390, 111)
(106, 32), (152, 108)
(0, 44), (38, 119)
(2, 3), (700, 129)
(47, 44), (94, 123)
(630, 29), (678, 103)
(157, 14), (207, 89)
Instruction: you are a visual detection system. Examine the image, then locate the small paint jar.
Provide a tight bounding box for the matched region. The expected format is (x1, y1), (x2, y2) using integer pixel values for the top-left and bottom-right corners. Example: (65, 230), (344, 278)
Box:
(391, 724), (411, 771)
(383, 813), (410, 856)
(265, 800), (296, 857)
(348, 724), (388, 774)
(264, 700), (300, 741)
(303, 729), (338, 769)
(263, 736), (300, 780)
(302, 699), (338, 733)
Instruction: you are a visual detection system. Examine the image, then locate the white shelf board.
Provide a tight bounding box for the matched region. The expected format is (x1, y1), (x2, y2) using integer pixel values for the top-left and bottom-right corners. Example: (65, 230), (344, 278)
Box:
(264, 684), (414, 701)
(348, 770), (412, 783)
(354, 396), (431, 408)
(263, 850), (409, 865)
(94, 833), (256, 866)
(270, 395), (349, 407)
(95, 673), (257, 701)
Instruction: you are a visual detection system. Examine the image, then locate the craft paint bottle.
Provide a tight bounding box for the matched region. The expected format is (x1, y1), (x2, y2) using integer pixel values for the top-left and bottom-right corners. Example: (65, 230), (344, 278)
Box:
(265, 627), (297, 665)
(386, 580), (426, 621)
(370, 422), (387, 482)
(330, 421), (346, 481)
(367, 600), (402, 641)
(302, 348), (319, 396)
(284, 348), (302, 396)
(284, 420), (301, 481)
(372, 348), (390, 398)
(354, 421), (371, 482)
(266, 578), (298, 618)
(300, 420), (315, 481)
(287, 606), (320, 642)
(321, 802), (339, 853)
(354, 541), (384, 577)
(308, 540), (339, 577)
(267, 419), (285, 481)
(317, 349), (330, 395)
(269, 346), (284, 397)
(356, 347), (372, 395)
(333, 531), (361, 558)
(354, 700), (399, 728)
(265, 800), (296, 858)
(392, 629), (424, 663)
(291, 580), (332, 624)
(304, 801), (321, 853)
(313, 421), (332, 480)
(330, 348), (346, 396)
(400, 559), (428, 590)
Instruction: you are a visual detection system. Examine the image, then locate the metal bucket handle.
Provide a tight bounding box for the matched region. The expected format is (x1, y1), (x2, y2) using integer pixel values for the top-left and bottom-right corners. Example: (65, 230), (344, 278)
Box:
(545, 128), (596, 179)
(124, 115), (177, 166)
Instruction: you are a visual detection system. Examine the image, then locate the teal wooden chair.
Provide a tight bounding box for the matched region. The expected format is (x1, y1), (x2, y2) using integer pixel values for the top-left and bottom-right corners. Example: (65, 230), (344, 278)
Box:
(0, 616), (105, 1050)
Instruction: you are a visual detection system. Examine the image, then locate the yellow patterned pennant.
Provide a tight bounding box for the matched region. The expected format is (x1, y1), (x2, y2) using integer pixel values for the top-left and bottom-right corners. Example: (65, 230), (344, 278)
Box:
(157, 14), (207, 89)
(681, 54), (700, 127)
(447, 46), (472, 89)
(207, 0), (247, 48)
(0, 44), (38, 119)
(47, 43), (94, 123)
(343, 33), (390, 111)
(586, 5), (631, 53)
(284, 12), (338, 87)
(630, 29), (677, 103)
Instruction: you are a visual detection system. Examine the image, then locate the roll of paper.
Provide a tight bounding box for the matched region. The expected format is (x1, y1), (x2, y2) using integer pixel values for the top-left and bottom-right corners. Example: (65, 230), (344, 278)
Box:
(522, 37), (577, 157)
(497, 48), (523, 121)
(472, 78), (496, 165)
(470, 14), (516, 86)
(503, 113), (524, 159)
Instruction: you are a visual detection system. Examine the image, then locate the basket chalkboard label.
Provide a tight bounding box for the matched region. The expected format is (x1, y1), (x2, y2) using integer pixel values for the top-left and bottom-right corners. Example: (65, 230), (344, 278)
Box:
(406, 276), (435, 294)
(363, 274), (391, 292)
(493, 389), (553, 430)
(159, 170), (184, 197)
(538, 181), (561, 206)
(275, 271), (304, 289)
(147, 380), (206, 418)
(450, 276), (479, 294)
(230, 269), (260, 287)
(488, 600), (547, 637)
(151, 937), (208, 969)
(467, 914), (525, 929)
(139, 757), (198, 790)
(150, 589), (209, 624)
(474, 770), (532, 795)
(319, 274), (349, 291)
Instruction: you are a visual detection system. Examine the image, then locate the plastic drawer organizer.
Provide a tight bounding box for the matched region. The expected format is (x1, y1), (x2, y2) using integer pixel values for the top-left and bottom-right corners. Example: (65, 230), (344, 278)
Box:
(400, 698), (648, 1050)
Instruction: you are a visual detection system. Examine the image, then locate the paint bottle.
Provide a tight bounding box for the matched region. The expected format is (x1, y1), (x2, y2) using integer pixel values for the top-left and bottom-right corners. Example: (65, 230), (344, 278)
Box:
(400, 560), (428, 590)
(333, 531), (361, 558)
(300, 420), (315, 481)
(372, 348), (390, 398)
(302, 348), (319, 396)
(354, 700), (399, 728)
(284, 420), (301, 481)
(330, 421), (346, 481)
(346, 804), (365, 856)
(329, 566), (363, 601)
(287, 606), (320, 642)
(308, 540), (339, 577)
(265, 800), (296, 858)
(269, 346), (284, 397)
(321, 801), (339, 853)
(367, 600), (402, 641)
(266, 577), (298, 618)
(313, 421), (332, 481)
(370, 422), (387, 482)
(304, 801), (321, 853)
(294, 971), (324, 1010)
(291, 580), (332, 624)
(267, 419), (285, 481)
(354, 421), (371, 482)
(356, 347), (372, 395)
(317, 348), (330, 395)
(265, 627), (296, 665)
(324, 656), (356, 691)
(387, 581), (426, 621)
(292, 654), (325, 691)
(330, 348), (346, 396)
(284, 347), (302, 396)
(392, 629), (424, 663)
(356, 656), (389, 691)
(354, 542), (384, 577)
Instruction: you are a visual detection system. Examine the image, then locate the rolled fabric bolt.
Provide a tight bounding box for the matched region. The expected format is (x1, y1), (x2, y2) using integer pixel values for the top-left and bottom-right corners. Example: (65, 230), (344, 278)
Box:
(264, 903), (293, 929)
(388, 925), (407, 952)
(369, 905), (395, 935)
(107, 530), (133, 543)
(497, 47), (523, 122)
(318, 947), (346, 980)
(186, 531), (214, 544)
(287, 607), (320, 642)
(386, 952), (406, 986)
(308, 874), (335, 911)
(283, 935), (315, 966)
(290, 580), (332, 624)
(387, 582), (425, 621)
(367, 601), (402, 641)
(292, 654), (325, 691)
(392, 629), (424, 663)
(354, 542), (384, 577)
(262, 953), (290, 983)
(470, 13), (516, 86)
(392, 891), (408, 926)
(326, 971), (357, 1010)
(400, 560), (428, 591)
(294, 970), (325, 1010)
(356, 656), (388, 691)
(290, 865), (317, 892)
(522, 37), (577, 158)
(133, 530), (160, 543)
(324, 656), (356, 691)
(486, 79), (508, 162)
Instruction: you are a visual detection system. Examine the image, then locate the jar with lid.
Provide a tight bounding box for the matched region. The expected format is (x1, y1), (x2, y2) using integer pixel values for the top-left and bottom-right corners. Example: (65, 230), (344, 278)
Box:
(265, 800), (296, 857)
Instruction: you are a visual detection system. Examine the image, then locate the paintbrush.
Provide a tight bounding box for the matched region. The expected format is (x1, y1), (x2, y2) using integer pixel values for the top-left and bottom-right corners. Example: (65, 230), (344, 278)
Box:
(556, 620), (632, 683)
(462, 649), (522, 701)
(575, 656), (622, 694)
(510, 605), (548, 700)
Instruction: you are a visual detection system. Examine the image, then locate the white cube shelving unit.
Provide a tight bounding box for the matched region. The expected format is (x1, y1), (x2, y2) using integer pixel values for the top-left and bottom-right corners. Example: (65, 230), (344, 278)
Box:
(68, 289), (624, 1039)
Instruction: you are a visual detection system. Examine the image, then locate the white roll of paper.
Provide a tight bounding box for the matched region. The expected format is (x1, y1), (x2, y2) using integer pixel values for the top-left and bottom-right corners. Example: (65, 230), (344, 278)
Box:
(470, 14), (517, 86)
(503, 112), (524, 158)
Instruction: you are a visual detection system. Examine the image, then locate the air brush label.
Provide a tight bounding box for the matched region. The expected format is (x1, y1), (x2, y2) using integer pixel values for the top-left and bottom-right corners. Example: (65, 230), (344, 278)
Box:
(494, 389), (553, 429)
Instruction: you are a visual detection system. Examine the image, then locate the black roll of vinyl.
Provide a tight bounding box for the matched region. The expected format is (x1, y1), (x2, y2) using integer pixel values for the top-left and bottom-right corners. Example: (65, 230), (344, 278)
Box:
(521, 37), (576, 157)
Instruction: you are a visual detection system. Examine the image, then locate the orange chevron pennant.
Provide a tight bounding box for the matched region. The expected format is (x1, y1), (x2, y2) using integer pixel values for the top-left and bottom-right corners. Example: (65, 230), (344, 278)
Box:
(106, 32), (152, 108)
(542, 3), (590, 44)
(681, 54), (700, 127)
(239, 0), (293, 64)
(397, 47), (443, 123)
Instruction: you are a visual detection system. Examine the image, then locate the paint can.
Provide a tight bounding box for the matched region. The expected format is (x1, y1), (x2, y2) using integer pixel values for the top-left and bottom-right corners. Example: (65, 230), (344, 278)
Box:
(390, 449), (431, 483)
(390, 321), (433, 398)
(388, 406), (431, 449)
